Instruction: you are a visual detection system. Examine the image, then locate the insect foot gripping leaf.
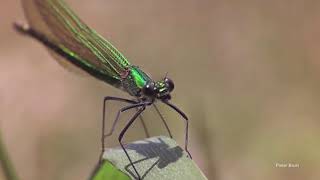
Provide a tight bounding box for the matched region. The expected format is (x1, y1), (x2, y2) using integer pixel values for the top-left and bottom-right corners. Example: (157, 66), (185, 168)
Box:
(90, 136), (207, 180)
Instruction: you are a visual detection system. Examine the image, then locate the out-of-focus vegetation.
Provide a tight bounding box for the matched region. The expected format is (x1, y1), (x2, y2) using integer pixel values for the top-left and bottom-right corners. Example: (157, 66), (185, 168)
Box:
(1, 0), (320, 179)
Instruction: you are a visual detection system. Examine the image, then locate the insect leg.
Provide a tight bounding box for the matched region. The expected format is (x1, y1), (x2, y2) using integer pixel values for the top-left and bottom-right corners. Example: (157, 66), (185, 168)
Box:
(118, 106), (146, 180)
(135, 107), (150, 138)
(152, 104), (173, 138)
(103, 100), (146, 138)
(99, 96), (137, 163)
(162, 101), (192, 159)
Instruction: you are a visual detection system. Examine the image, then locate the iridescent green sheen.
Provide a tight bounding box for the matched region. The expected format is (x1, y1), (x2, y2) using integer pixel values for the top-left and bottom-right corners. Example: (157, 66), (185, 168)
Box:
(130, 67), (150, 88)
(22, 0), (152, 94)
(45, 0), (130, 76)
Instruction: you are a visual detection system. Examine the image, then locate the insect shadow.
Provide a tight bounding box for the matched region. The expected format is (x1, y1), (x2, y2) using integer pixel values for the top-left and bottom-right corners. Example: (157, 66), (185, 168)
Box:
(124, 137), (183, 179)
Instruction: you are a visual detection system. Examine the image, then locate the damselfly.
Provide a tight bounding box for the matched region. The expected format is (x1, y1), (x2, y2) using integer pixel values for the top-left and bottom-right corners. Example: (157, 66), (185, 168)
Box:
(14, 0), (191, 179)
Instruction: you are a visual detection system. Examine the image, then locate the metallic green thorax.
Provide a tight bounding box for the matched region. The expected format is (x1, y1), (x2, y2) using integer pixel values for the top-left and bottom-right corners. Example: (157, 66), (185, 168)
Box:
(121, 66), (152, 96)
(131, 67), (150, 88)
(22, 0), (153, 96)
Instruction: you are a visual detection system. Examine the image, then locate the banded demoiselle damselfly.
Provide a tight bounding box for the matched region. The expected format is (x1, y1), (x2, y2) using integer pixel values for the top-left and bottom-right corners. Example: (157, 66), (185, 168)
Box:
(14, 0), (191, 178)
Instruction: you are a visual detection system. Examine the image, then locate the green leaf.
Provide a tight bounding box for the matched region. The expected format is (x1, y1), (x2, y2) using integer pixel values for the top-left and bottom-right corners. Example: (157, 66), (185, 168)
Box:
(91, 160), (130, 180)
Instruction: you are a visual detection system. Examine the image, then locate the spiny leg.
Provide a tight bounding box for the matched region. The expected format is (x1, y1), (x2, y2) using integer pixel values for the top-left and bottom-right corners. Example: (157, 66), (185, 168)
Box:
(103, 101), (148, 139)
(152, 104), (173, 138)
(162, 101), (192, 159)
(132, 99), (150, 138)
(99, 96), (137, 162)
(136, 107), (150, 138)
(119, 105), (148, 180)
(100, 100), (148, 163)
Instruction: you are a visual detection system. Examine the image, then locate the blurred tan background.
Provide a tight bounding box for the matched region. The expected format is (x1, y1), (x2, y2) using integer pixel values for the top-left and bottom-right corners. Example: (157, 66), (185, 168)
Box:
(1, 0), (320, 179)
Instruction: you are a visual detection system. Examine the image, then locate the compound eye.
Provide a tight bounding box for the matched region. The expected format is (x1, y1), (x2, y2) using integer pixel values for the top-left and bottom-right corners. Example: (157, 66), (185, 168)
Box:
(142, 82), (156, 96)
(164, 78), (174, 92)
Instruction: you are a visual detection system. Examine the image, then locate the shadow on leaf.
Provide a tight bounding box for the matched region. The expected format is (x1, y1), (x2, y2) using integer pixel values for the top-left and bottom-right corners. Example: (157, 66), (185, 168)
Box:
(124, 137), (183, 179)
